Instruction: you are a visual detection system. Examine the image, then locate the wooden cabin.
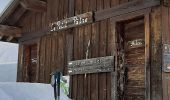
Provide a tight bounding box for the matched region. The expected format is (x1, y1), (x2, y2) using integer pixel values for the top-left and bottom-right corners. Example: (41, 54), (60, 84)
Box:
(1, 0), (170, 99)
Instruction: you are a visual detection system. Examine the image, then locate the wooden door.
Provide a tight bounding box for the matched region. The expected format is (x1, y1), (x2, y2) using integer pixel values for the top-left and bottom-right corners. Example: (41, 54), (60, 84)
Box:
(124, 19), (145, 100)
(113, 12), (151, 100)
(23, 44), (38, 82)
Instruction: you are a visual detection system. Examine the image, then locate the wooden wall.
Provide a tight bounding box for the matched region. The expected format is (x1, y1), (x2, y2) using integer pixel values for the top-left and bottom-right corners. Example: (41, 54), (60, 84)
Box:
(17, 0), (164, 100)
(162, 5), (170, 100)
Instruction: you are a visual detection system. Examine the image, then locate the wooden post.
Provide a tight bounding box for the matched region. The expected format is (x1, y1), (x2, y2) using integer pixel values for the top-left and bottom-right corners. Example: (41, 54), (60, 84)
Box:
(110, 20), (117, 100)
(145, 12), (151, 100)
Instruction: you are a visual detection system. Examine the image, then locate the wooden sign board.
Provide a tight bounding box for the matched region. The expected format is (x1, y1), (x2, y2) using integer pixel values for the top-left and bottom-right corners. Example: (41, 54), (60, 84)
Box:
(50, 12), (93, 32)
(68, 56), (114, 75)
(163, 44), (170, 72)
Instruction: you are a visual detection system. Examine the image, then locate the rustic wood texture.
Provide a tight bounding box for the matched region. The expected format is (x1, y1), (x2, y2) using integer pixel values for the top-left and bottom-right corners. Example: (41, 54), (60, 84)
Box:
(16, 0), (164, 100)
(94, 0), (160, 21)
(150, 7), (162, 100)
(124, 19), (145, 100)
(68, 56), (114, 75)
(20, 0), (47, 12)
(0, 25), (21, 37)
(162, 6), (170, 100)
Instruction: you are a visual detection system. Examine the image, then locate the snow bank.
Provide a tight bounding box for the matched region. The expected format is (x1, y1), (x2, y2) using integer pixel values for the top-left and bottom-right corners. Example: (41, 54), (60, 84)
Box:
(0, 63), (17, 82)
(0, 82), (70, 100)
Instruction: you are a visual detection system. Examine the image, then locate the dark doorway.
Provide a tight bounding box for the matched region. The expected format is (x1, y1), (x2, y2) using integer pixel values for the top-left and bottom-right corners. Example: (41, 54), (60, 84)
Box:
(116, 18), (146, 100)
(23, 44), (38, 82)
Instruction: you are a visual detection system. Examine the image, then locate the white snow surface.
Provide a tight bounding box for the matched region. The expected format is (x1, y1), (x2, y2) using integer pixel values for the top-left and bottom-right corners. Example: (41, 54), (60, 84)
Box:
(0, 63), (17, 82)
(0, 82), (70, 100)
(0, 42), (18, 64)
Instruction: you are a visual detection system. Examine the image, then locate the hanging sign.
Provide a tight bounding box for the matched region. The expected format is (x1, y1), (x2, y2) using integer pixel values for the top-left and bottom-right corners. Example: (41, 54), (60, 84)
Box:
(50, 12), (93, 32)
(163, 44), (170, 72)
(68, 56), (114, 75)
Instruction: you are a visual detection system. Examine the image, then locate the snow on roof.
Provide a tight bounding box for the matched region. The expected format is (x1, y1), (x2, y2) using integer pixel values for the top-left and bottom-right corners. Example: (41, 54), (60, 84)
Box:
(0, 0), (14, 17)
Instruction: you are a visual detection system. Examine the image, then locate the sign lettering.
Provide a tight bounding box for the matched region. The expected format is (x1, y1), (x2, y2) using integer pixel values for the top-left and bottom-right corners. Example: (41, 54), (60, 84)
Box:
(50, 12), (93, 32)
(163, 44), (170, 72)
(68, 56), (114, 75)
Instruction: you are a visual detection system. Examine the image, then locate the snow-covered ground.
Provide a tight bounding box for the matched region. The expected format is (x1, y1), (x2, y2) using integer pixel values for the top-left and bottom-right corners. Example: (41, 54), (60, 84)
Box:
(0, 83), (54, 100)
(0, 41), (18, 82)
(0, 42), (18, 64)
(0, 63), (17, 82)
(0, 82), (70, 100)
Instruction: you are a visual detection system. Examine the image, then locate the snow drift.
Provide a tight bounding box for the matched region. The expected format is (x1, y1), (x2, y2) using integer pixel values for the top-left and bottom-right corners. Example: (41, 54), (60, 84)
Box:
(0, 82), (70, 100)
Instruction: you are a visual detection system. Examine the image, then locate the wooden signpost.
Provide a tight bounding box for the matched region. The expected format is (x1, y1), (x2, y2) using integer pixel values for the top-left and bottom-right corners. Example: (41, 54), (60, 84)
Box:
(163, 44), (170, 72)
(50, 12), (93, 32)
(68, 56), (114, 75)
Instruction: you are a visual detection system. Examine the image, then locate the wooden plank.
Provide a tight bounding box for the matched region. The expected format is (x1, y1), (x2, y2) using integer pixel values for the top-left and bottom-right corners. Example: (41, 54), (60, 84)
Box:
(162, 6), (169, 44)
(17, 44), (24, 82)
(58, 32), (66, 73)
(77, 27), (84, 100)
(6, 5), (27, 25)
(110, 0), (119, 7)
(0, 25), (21, 37)
(145, 13), (151, 100)
(90, 0), (97, 12)
(103, 1), (112, 99)
(19, 28), (49, 42)
(64, 0), (69, 19)
(31, 12), (36, 32)
(39, 37), (46, 82)
(95, 0), (160, 21)
(69, 0), (75, 17)
(35, 41), (40, 82)
(91, 19), (99, 100)
(20, 0), (47, 12)
(50, 12), (93, 32)
(150, 7), (162, 100)
(45, 36), (52, 83)
(111, 8), (151, 22)
(98, 19), (107, 100)
(71, 27), (79, 100)
(74, 0), (84, 99)
(106, 20), (112, 100)
(110, 20), (117, 100)
(82, 0), (91, 99)
(68, 56), (114, 75)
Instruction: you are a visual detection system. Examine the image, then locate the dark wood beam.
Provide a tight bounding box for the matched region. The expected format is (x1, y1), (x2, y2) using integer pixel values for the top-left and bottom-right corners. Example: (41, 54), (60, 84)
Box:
(6, 5), (27, 25)
(20, 0), (47, 12)
(0, 25), (21, 37)
(19, 28), (49, 42)
(0, 0), (20, 23)
(94, 0), (160, 21)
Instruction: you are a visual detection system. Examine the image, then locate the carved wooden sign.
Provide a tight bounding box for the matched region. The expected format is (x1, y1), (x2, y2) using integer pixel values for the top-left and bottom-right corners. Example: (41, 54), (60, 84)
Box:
(68, 56), (114, 75)
(163, 44), (170, 72)
(50, 12), (93, 32)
